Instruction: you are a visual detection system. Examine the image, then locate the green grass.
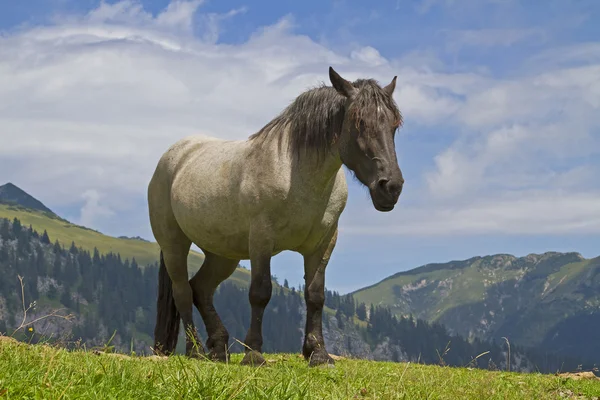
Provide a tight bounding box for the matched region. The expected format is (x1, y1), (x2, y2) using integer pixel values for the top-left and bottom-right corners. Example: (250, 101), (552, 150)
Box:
(0, 203), (252, 286)
(1, 337), (599, 399)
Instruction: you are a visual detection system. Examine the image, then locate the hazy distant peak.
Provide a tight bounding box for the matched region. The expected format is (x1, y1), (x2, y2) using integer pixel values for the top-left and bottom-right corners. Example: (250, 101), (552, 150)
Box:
(0, 183), (55, 215)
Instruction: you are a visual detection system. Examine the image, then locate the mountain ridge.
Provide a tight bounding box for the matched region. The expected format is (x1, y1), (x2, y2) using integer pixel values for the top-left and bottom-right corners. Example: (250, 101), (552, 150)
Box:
(352, 251), (587, 295)
(352, 251), (600, 362)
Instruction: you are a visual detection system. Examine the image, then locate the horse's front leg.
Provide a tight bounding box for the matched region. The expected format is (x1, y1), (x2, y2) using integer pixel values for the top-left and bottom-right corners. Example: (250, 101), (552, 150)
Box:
(240, 234), (273, 366)
(302, 227), (338, 367)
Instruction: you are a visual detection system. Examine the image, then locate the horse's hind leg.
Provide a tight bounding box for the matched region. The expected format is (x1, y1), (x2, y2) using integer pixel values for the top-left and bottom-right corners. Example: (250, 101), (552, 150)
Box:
(161, 245), (205, 358)
(149, 160), (203, 357)
(189, 250), (239, 362)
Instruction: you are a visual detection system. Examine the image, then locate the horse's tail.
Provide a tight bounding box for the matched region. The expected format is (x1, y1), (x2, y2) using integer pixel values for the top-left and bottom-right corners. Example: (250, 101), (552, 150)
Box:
(153, 250), (180, 355)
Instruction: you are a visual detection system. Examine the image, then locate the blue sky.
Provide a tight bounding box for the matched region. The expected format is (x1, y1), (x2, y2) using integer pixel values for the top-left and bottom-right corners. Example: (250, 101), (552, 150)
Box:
(1, 0), (599, 293)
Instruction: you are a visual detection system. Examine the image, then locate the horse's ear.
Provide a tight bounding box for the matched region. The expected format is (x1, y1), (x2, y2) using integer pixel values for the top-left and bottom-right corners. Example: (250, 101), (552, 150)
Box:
(329, 66), (357, 98)
(384, 76), (397, 97)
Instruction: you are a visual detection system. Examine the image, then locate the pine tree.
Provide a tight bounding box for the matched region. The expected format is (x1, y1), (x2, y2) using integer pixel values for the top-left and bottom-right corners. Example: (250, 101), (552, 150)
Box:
(0, 218), (10, 239)
(52, 254), (62, 278)
(93, 247), (101, 265)
(61, 286), (72, 308)
(0, 241), (8, 262)
(53, 240), (62, 254)
(41, 230), (50, 244)
(357, 303), (367, 321)
(47, 284), (58, 300)
(335, 308), (345, 329)
(12, 217), (22, 236)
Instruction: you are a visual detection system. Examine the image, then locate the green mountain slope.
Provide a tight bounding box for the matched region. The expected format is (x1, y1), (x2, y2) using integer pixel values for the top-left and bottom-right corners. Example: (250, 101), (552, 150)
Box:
(0, 193), (251, 287)
(352, 252), (600, 360)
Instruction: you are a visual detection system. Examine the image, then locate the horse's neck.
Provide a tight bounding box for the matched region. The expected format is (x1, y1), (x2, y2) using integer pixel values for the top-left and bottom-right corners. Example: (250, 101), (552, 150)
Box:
(299, 150), (343, 189)
(250, 129), (343, 191)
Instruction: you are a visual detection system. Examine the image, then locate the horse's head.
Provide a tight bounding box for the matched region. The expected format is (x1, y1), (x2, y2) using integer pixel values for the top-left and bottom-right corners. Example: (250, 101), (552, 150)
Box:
(329, 66), (404, 212)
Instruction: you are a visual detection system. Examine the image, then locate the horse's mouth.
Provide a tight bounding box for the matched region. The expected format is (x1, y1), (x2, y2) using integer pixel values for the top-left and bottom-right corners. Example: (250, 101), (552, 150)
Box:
(369, 187), (397, 212)
(373, 200), (395, 212)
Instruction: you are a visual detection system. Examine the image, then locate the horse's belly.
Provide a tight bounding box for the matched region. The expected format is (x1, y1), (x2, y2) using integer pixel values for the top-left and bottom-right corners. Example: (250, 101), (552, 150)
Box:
(172, 199), (327, 259)
(174, 206), (252, 259)
(174, 210), (314, 259)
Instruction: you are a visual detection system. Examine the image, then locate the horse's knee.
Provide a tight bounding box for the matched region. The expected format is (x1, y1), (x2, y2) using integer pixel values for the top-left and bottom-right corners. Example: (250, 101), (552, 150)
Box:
(249, 280), (272, 308)
(305, 287), (325, 309)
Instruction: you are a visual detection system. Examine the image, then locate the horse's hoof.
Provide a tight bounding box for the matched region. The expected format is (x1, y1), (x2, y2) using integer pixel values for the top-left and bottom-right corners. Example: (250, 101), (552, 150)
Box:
(308, 352), (335, 368)
(208, 350), (229, 363)
(187, 351), (205, 360)
(240, 351), (266, 367)
(186, 344), (206, 359)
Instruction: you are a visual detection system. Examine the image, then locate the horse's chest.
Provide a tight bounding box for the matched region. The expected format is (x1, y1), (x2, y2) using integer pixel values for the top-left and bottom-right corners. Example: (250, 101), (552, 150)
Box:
(270, 205), (328, 252)
(272, 178), (347, 252)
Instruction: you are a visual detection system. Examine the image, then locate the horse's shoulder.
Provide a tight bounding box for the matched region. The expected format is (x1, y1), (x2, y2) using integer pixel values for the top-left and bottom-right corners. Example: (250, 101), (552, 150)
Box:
(332, 168), (348, 199)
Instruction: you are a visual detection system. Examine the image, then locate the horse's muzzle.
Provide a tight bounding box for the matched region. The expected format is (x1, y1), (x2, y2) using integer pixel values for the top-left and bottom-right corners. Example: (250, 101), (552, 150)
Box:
(370, 177), (403, 212)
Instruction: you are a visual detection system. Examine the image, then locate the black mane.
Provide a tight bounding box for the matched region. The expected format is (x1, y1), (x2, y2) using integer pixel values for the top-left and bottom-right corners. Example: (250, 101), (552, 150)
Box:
(249, 79), (402, 160)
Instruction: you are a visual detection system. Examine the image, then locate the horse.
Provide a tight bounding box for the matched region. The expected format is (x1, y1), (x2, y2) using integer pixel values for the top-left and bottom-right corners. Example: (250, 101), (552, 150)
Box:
(148, 66), (404, 367)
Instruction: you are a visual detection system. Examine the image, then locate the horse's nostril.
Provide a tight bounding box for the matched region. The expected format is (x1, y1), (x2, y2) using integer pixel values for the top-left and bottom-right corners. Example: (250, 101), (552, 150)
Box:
(390, 181), (402, 197)
(377, 178), (390, 191)
(377, 177), (402, 199)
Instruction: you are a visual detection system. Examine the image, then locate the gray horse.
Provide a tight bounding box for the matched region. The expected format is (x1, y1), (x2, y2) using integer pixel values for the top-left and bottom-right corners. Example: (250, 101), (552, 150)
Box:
(148, 66), (404, 367)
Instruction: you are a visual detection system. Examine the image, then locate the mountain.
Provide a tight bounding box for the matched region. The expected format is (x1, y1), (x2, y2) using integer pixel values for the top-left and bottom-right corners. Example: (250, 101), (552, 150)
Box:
(352, 252), (600, 362)
(118, 235), (150, 242)
(0, 184), (258, 284)
(0, 183), (55, 215)
(1, 216), (588, 373)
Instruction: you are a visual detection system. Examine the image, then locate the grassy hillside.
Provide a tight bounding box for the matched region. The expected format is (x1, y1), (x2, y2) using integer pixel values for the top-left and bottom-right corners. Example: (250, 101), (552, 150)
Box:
(1, 337), (599, 399)
(352, 252), (600, 358)
(0, 203), (252, 286)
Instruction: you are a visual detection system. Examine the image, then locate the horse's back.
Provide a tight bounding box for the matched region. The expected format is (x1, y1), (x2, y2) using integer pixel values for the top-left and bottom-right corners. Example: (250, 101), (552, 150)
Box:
(148, 135), (235, 241)
(149, 135), (254, 256)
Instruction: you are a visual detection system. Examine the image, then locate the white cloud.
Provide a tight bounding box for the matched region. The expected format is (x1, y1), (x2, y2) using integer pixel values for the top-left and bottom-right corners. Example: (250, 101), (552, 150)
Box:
(78, 189), (114, 227)
(343, 191), (600, 236)
(198, 6), (247, 44)
(456, 65), (600, 130)
(81, 0), (203, 34)
(526, 42), (600, 69)
(350, 46), (387, 67)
